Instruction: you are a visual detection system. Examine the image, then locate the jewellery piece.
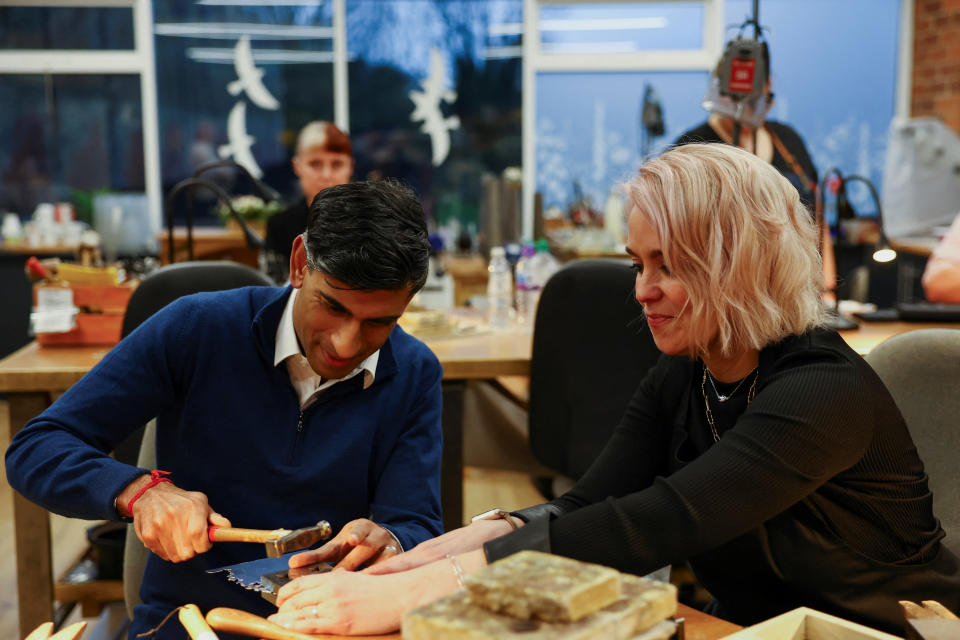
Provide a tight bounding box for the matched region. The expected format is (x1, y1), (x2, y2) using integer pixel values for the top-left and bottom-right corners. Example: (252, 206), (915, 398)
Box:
(383, 544), (399, 554)
(471, 508), (519, 529)
(446, 553), (466, 588)
(311, 606), (319, 618)
(701, 366), (759, 443)
(126, 469), (172, 516)
(704, 366), (757, 402)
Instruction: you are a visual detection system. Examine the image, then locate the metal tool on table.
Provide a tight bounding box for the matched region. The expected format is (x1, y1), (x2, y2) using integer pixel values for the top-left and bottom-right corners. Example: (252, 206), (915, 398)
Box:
(208, 520), (332, 558)
(205, 607), (325, 640)
(207, 554), (332, 604)
(206, 520), (334, 604)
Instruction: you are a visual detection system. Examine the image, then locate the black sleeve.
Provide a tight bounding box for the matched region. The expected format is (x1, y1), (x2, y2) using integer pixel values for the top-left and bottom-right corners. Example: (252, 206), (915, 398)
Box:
(498, 346), (875, 577)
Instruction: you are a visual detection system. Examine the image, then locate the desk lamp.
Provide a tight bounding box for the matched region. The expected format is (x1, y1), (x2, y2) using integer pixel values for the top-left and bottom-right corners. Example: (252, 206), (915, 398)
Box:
(165, 177), (264, 264)
(840, 174), (897, 264)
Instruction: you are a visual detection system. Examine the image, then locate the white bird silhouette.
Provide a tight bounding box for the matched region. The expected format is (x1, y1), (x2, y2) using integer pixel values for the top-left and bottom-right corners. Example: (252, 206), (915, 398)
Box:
(218, 101), (263, 179)
(409, 48), (460, 166)
(227, 35), (279, 111)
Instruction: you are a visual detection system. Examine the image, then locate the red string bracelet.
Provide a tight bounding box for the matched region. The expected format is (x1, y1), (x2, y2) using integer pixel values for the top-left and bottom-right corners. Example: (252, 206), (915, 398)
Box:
(126, 470), (171, 516)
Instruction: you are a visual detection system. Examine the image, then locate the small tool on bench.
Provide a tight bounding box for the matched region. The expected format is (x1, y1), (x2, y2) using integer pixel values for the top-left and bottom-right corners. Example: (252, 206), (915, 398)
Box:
(206, 607), (321, 640)
(23, 621), (86, 640)
(208, 520), (332, 558)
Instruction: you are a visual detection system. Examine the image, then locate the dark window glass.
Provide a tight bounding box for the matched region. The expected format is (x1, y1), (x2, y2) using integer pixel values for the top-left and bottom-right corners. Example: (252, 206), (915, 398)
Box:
(0, 7), (134, 50)
(347, 0), (523, 238)
(0, 74), (143, 219)
(153, 3), (335, 225)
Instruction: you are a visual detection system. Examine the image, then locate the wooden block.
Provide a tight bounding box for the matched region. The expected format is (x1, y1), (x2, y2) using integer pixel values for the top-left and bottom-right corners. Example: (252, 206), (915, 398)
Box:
(465, 551), (622, 622)
(402, 573), (677, 640)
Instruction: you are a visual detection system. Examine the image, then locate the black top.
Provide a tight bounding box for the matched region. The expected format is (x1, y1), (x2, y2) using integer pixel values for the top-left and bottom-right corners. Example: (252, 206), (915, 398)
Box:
(263, 198), (309, 284)
(674, 120), (818, 209)
(485, 328), (960, 633)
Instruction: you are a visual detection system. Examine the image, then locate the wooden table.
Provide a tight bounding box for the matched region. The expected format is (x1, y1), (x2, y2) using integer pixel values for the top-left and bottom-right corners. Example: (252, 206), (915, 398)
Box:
(891, 235), (939, 258)
(302, 603), (740, 639)
(158, 227), (260, 268)
(1, 319), (951, 637)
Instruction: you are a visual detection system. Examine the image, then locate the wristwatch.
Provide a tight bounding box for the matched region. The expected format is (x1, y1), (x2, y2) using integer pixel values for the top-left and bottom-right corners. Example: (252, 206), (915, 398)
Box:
(471, 508), (519, 530)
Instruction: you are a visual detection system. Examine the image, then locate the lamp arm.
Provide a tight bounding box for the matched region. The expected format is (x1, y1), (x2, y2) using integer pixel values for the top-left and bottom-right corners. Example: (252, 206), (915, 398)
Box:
(193, 160), (282, 203)
(841, 174), (887, 240)
(166, 177), (265, 264)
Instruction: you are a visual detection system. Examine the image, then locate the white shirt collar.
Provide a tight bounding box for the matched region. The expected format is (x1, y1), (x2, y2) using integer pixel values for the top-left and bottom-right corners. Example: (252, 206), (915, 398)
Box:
(275, 287), (379, 409)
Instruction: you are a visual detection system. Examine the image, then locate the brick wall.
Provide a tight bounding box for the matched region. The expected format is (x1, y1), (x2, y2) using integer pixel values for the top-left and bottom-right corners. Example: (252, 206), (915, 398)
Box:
(912, 0), (960, 133)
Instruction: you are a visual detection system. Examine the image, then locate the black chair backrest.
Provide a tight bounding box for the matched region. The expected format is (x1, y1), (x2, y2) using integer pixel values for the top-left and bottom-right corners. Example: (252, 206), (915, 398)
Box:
(528, 258), (661, 480)
(121, 260), (274, 338)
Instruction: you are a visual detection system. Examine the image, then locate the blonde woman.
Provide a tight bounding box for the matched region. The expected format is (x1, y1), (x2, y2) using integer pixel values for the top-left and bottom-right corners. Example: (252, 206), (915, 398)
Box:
(268, 144), (960, 636)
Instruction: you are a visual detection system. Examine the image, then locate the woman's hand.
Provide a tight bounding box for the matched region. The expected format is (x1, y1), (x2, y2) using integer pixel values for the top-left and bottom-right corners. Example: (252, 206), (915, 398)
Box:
(268, 550), (486, 636)
(364, 519), (516, 575)
(288, 518), (402, 571)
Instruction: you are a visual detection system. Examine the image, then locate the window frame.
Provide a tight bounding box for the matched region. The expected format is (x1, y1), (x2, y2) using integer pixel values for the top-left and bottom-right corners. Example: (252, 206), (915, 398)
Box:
(0, 0), (161, 231)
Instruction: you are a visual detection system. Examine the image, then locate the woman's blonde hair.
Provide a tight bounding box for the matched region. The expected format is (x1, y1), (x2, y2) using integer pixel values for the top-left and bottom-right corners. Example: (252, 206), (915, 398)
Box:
(628, 142), (825, 357)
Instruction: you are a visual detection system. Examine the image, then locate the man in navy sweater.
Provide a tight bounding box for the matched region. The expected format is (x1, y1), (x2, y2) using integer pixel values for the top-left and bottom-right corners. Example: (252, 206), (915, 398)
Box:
(6, 180), (444, 638)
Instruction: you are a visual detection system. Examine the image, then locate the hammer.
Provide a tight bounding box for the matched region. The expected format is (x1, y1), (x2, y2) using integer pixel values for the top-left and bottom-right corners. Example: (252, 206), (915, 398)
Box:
(207, 521), (332, 557)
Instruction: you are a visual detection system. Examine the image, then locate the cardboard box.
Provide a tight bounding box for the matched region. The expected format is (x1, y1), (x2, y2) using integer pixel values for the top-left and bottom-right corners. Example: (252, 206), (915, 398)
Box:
(36, 313), (124, 346)
(722, 608), (902, 640)
(33, 280), (135, 347)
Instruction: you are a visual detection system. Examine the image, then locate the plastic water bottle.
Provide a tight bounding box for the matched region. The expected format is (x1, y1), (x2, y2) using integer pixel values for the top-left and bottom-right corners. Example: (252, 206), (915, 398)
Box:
(524, 238), (559, 322)
(514, 242), (537, 326)
(487, 246), (513, 329)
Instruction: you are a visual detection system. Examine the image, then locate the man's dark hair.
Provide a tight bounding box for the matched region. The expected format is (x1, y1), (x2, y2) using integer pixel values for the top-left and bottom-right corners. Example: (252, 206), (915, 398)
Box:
(304, 179), (430, 293)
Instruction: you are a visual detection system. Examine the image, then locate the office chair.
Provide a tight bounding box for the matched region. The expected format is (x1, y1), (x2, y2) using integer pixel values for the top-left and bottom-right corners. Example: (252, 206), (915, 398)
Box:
(864, 329), (960, 557)
(119, 260), (274, 617)
(528, 259), (661, 490)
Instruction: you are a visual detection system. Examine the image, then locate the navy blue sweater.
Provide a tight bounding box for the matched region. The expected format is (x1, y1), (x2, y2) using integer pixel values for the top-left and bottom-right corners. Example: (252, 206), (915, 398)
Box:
(6, 285), (443, 638)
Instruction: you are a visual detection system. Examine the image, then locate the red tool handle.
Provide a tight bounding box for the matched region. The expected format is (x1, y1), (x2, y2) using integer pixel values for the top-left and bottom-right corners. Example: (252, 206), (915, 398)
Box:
(25, 256), (48, 280)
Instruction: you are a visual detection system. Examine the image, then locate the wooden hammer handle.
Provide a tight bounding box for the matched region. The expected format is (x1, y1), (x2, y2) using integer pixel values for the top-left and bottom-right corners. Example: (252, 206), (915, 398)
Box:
(208, 526), (290, 544)
(178, 604), (219, 640)
(206, 607), (319, 640)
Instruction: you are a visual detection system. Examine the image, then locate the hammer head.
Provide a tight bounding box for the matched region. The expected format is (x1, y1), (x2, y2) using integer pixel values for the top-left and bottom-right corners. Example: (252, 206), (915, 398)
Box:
(265, 521), (332, 557)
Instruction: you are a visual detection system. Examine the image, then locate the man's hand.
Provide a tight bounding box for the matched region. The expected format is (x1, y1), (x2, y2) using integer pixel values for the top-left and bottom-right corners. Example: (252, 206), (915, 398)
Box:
(117, 474), (230, 563)
(288, 518), (401, 572)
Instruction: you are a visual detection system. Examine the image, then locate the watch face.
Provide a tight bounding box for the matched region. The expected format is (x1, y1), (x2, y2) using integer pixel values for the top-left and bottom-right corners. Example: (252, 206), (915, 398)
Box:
(472, 508), (506, 522)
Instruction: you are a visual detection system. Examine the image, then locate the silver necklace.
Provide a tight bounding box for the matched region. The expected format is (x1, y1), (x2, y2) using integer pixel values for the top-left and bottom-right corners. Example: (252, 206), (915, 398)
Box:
(704, 366), (756, 402)
(701, 365), (759, 442)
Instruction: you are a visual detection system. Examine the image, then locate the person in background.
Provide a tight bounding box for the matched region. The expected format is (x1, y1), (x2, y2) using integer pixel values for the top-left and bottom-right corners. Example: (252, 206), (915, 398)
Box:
(921, 212), (960, 303)
(674, 44), (837, 301)
(6, 180), (443, 640)
(264, 120), (354, 283)
(263, 144), (960, 637)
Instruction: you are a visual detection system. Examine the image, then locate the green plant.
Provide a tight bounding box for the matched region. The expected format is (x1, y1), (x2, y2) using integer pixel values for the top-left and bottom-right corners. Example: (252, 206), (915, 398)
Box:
(216, 195), (283, 223)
